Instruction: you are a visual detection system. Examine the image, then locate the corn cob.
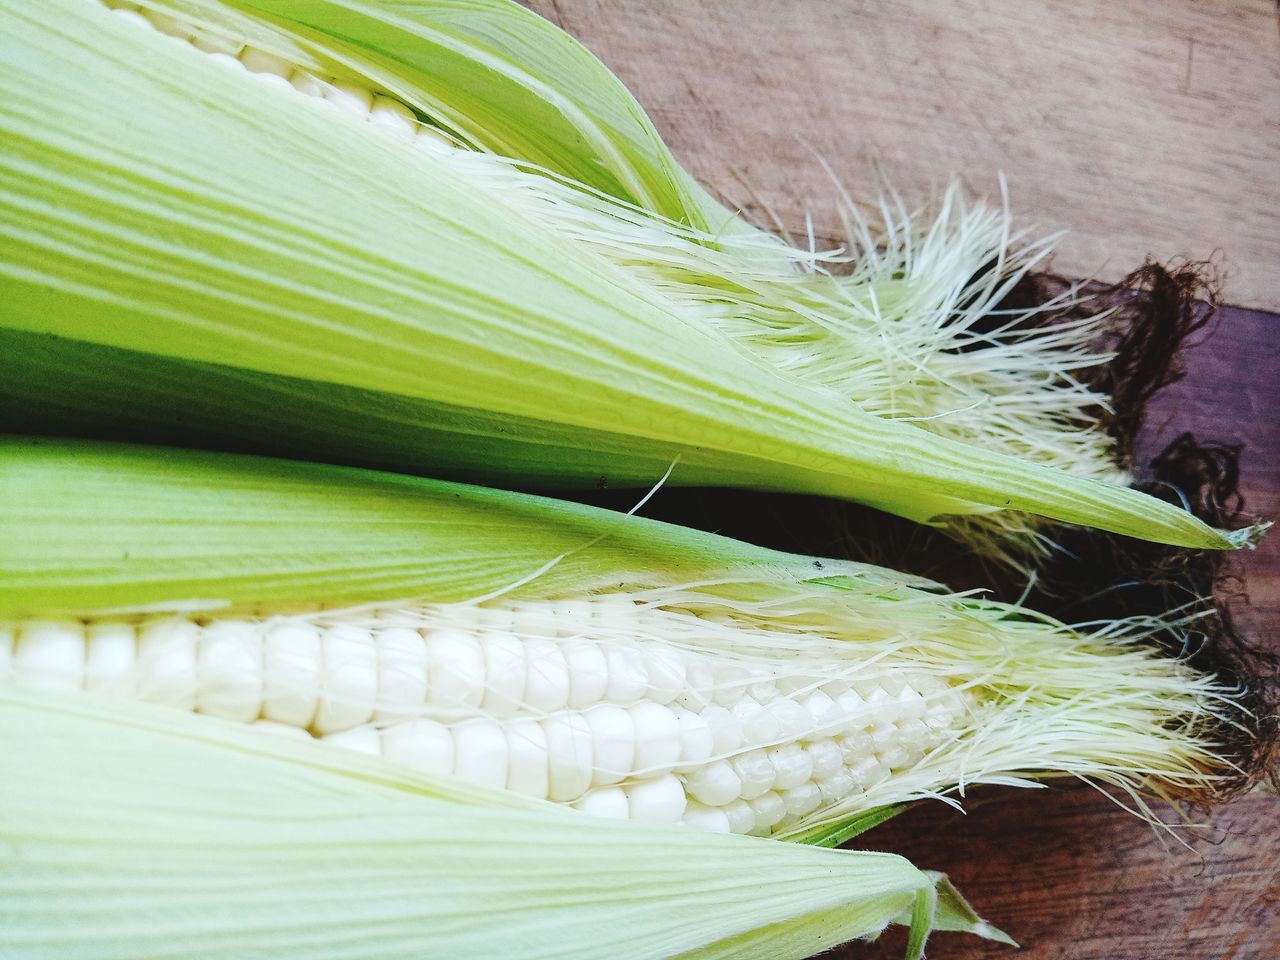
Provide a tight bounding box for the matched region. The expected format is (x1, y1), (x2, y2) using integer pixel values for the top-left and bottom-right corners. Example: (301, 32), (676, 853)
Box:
(0, 602), (969, 836)
(1, 438), (1257, 843)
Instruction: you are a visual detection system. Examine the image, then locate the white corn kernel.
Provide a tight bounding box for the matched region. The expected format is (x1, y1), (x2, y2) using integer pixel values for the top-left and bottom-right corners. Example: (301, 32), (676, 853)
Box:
(504, 717), (549, 798)
(585, 704), (634, 786)
(190, 32), (242, 56)
(374, 627), (428, 722)
(381, 717), (453, 775)
(543, 712), (592, 802)
(452, 719), (508, 791)
(711, 663), (749, 707)
(644, 645), (686, 705)
(196, 620), (263, 722)
(140, 9), (189, 39)
(629, 701), (682, 775)
(523, 637), (570, 713)
(766, 696), (813, 741)
(262, 622), (321, 727)
(474, 606), (517, 631)
(805, 738), (844, 780)
(15, 620), (84, 692)
(415, 125), (455, 153)
(897, 716), (931, 749)
(322, 725), (381, 756)
(0, 623), (13, 681)
(253, 72), (295, 93)
(834, 689), (871, 731)
(251, 719), (314, 741)
(722, 799), (757, 834)
(289, 69), (329, 98)
(239, 46), (292, 78)
(822, 678), (851, 697)
(325, 79), (374, 116)
(856, 682), (901, 724)
(206, 51), (242, 70)
(683, 759), (741, 806)
(603, 644), (648, 705)
(748, 679), (779, 703)
(424, 628), (484, 714)
(896, 686), (927, 721)
(573, 786), (629, 820)
(767, 743), (813, 791)
(869, 724), (898, 752)
(84, 622), (136, 695)
(699, 704), (743, 756)
(733, 695), (782, 747)
(110, 9), (150, 29)
(136, 619), (198, 707)
(313, 624), (376, 734)
(817, 770), (857, 805)
(681, 801), (731, 833)
(803, 689), (843, 734)
(624, 774), (687, 823)
(562, 639), (608, 709)
(504, 603), (557, 638)
(926, 695), (963, 728)
(369, 95), (417, 138)
(838, 729), (874, 764)
(670, 705), (714, 771)
(781, 781), (822, 818)
(847, 755), (887, 789)
(479, 629), (524, 718)
(748, 792), (787, 833)
(552, 600), (595, 635)
(878, 745), (911, 771)
(879, 675), (907, 697)
(674, 659), (714, 711)
(730, 749), (775, 800)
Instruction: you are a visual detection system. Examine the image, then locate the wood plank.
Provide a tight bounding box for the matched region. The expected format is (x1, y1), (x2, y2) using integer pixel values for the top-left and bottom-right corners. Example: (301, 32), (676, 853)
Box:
(838, 304), (1280, 960)
(525, 0), (1280, 311)
(523, 4), (1280, 956)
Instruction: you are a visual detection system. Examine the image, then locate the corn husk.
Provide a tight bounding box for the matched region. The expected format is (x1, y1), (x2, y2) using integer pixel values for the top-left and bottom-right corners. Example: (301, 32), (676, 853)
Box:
(0, 684), (1011, 960)
(0, 0), (1259, 550)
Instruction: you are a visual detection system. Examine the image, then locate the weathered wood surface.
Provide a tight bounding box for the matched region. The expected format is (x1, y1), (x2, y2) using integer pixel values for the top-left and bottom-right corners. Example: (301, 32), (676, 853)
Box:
(527, 0), (1280, 312)
(840, 303), (1280, 960)
(526, 3), (1280, 957)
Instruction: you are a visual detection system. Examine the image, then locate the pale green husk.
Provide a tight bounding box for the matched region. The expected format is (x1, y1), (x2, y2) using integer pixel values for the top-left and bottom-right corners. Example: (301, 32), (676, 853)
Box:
(0, 0), (1257, 550)
(0, 684), (1011, 960)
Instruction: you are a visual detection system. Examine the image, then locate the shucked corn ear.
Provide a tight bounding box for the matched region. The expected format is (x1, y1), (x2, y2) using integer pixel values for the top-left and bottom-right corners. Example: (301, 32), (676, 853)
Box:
(0, 685), (1013, 960)
(1, 438), (1255, 844)
(0, 0), (1262, 551)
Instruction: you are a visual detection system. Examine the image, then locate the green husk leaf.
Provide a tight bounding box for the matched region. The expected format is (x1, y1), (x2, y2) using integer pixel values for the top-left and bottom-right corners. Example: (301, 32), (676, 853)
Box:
(0, 0), (1250, 549)
(212, 0), (731, 230)
(0, 685), (1002, 960)
(0, 435), (916, 614)
(786, 805), (910, 848)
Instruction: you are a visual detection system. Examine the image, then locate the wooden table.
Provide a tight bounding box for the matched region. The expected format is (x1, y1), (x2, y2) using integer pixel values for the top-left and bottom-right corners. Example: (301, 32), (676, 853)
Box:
(526, 3), (1279, 956)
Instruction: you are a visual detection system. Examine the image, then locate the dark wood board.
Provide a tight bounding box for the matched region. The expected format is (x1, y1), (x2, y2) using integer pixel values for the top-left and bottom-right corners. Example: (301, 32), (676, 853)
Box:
(522, 3), (1280, 957)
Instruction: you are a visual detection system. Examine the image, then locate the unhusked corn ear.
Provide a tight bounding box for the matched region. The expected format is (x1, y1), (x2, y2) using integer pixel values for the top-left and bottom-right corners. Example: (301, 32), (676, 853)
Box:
(0, 597), (969, 838)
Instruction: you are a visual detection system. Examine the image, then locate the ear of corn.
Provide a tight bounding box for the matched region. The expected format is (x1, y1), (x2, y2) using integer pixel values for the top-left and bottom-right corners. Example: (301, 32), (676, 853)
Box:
(0, 683), (1013, 960)
(207, 0), (732, 230)
(0, 0), (1260, 551)
(1, 438), (1250, 841)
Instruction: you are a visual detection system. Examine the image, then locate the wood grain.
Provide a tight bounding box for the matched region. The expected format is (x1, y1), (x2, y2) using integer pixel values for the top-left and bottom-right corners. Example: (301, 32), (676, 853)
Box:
(523, 3), (1280, 957)
(525, 0), (1280, 311)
